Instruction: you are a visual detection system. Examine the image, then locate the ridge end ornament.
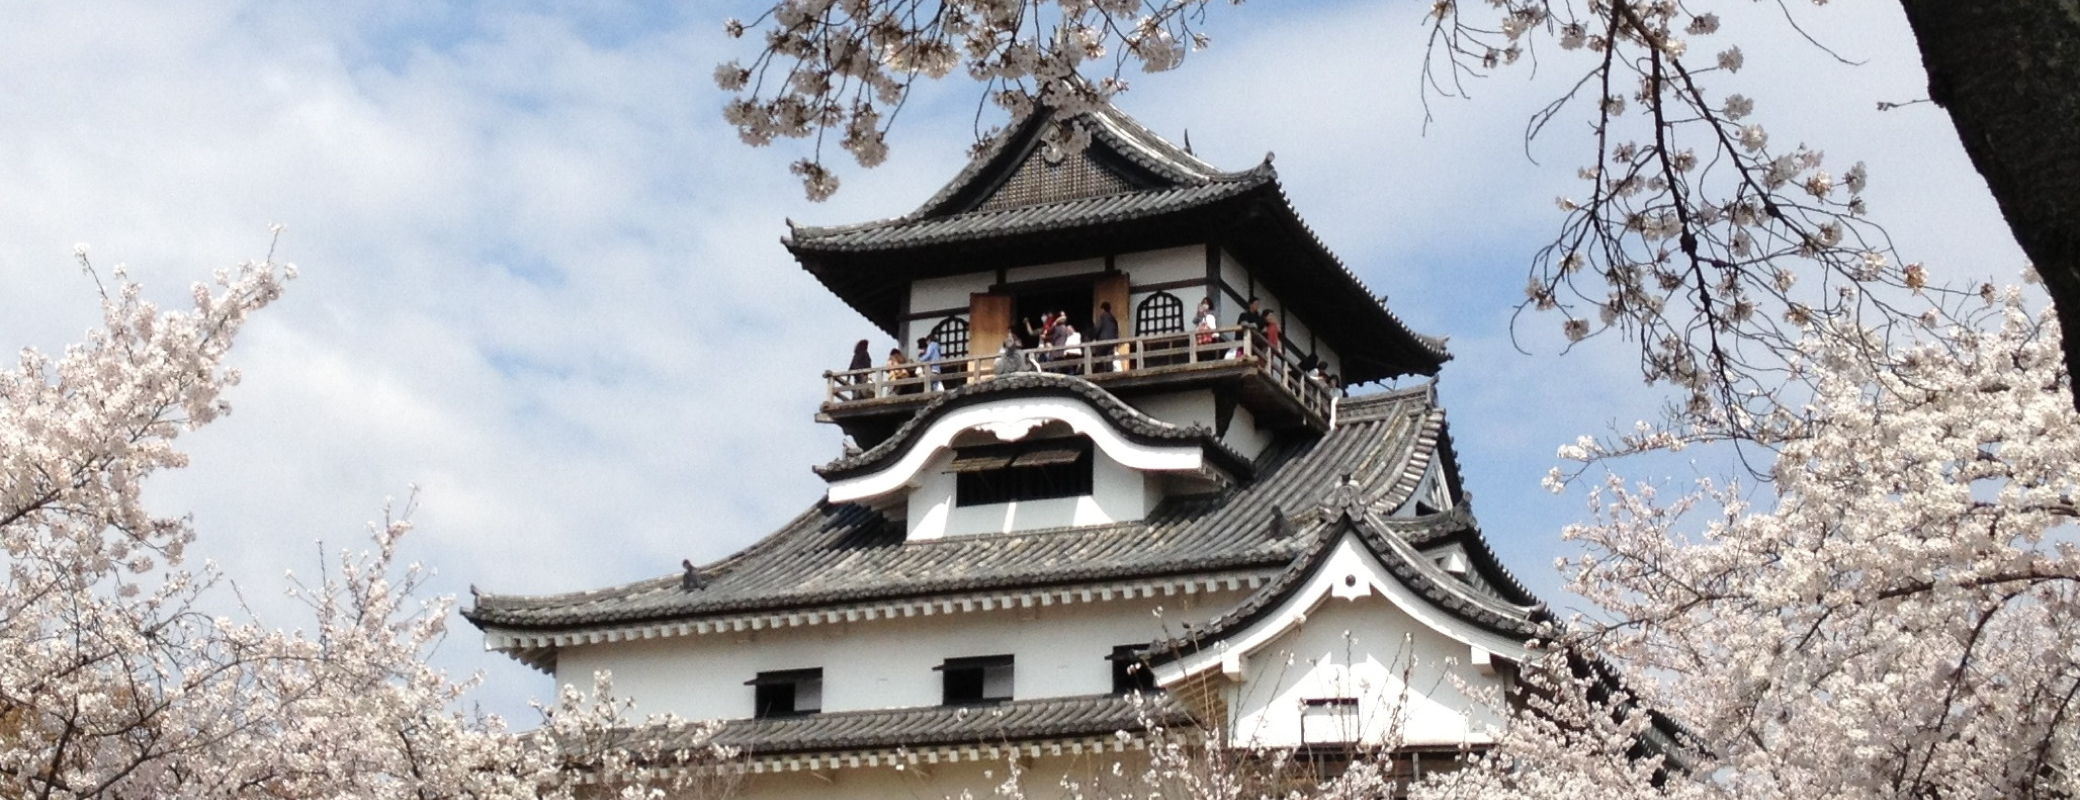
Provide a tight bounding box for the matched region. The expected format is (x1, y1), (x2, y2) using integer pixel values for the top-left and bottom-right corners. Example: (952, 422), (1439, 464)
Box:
(1321, 471), (1367, 519)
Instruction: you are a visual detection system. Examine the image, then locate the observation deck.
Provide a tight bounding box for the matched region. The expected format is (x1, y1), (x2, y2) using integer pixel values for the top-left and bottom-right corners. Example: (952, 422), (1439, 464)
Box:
(820, 327), (1340, 447)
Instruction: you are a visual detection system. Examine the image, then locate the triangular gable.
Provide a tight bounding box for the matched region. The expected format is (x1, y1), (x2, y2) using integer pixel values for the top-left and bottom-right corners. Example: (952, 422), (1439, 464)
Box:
(1150, 512), (1543, 688)
(910, 101), (1236, 219)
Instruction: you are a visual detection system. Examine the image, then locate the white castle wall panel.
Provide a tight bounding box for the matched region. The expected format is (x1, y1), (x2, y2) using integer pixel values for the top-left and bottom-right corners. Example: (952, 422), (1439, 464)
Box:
(911, 273), (990, 314)
(1117, 245), (1202, 286)
(1225, 594), (1509, 749)
(907, 446), (1153, 539)
(1007, 257), (1105, 284)
(552, 592), (1243, 721)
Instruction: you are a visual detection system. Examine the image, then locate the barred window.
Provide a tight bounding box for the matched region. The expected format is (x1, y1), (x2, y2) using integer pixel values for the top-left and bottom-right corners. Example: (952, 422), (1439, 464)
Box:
(1135, 291), (1185, 336)
(948, 437), (1094, 507)
(930, 316), (970, 358)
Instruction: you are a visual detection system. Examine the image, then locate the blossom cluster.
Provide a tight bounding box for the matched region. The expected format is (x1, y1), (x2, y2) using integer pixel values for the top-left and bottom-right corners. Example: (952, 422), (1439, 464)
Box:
(0, 255), (725, 798)
(1473, 299), (2080, 800)
(718, 0), (1217, 198)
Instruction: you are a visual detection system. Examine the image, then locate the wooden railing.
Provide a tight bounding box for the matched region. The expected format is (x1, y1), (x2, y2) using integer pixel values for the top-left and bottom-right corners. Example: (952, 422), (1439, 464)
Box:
(822, 326), (1340, 423)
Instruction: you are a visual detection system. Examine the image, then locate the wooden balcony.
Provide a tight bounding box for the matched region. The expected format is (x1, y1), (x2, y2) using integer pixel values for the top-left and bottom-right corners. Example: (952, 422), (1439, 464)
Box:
(821, 327), (1341, 444)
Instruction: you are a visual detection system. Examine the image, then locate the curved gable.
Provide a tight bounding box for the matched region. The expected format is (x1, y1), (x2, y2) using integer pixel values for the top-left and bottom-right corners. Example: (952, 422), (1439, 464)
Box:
(820, 373), (1251, 496)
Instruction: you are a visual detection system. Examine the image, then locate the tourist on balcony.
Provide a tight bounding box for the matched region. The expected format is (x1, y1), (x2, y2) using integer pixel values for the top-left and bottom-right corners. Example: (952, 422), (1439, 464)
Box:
(885, 348), (919, 396)
(846, 339), (873, 401)
(917, 335), (944, 391)
(995, 331), (1028, 376)
(1264, 309), (1283, 354)
(1092, 301), (1120, 373)
(1238, 297), (1266, 336)
(1059, 323), (1085, 376)
(1193, 298), (1218, 355)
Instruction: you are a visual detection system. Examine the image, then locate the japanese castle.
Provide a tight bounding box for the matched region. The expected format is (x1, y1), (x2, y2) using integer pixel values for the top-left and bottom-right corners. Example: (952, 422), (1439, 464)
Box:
(465, 98), (1553, 798)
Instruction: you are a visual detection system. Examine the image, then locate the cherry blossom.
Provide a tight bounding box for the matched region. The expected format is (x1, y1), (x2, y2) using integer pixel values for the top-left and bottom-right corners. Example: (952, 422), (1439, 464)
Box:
(0, 247), (724, 798)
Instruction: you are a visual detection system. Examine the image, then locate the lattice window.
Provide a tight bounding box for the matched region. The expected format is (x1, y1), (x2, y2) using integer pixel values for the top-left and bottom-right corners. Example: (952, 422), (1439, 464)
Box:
(930, 316), (971, 358)
(1136, 291), (1185, 335)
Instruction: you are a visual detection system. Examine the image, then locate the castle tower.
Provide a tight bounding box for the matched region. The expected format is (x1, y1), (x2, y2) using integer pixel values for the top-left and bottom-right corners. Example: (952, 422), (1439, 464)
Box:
(466, 98), (1550, 799)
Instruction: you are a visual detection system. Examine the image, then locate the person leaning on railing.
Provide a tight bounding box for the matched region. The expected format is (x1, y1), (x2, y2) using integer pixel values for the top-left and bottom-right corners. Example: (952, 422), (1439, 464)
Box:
(847, 339), (873, 400)
(1092, 301), (1120, 374)
(1059, 324), (1085, 376)
(885, 348), (920, 396)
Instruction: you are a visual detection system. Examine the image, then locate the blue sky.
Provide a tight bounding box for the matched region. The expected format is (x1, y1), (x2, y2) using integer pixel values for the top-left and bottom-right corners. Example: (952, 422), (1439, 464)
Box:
(0, 0), (2025, 721)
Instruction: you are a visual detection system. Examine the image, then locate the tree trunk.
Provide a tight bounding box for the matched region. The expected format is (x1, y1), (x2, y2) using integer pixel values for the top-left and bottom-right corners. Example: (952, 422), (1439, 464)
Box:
(1898, 0), (2080, 405)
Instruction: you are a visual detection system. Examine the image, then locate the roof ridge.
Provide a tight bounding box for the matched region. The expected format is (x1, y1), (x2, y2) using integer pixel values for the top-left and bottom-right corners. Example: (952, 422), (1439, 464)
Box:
(878, 96), (1263, 224)
(1262, 182), (1452, 364)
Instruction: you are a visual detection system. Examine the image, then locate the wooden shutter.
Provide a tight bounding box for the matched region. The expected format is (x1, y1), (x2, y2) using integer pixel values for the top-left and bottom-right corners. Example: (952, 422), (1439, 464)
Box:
(970, 293), (1012, 376)
(1093, 272), (1131, 370)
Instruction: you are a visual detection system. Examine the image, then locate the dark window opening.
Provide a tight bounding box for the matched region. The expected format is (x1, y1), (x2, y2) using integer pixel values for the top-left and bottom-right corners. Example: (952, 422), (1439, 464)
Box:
(1012, 283), (1093, 349)
(950, 437), (1094, 507)
(1110, 645), (1158, 695)
(747, 668), (823, 718)
(937, 654), (1014, 705)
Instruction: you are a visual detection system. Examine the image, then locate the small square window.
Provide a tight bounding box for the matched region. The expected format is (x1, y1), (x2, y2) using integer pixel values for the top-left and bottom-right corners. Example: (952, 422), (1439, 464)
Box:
(937, 655), (1014, 705)
(746, 668), (823, 718)
(1110, 645), (1157, 695)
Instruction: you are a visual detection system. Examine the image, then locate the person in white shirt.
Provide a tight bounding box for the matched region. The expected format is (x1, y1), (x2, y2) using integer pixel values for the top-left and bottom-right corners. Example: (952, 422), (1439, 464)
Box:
(1059, 324), (1085, 375)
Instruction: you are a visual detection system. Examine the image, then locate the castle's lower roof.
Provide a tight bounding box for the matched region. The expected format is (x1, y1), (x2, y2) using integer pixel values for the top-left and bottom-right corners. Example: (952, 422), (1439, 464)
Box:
(708, 692), (1190, 758)
(466, 387), (1464, 636)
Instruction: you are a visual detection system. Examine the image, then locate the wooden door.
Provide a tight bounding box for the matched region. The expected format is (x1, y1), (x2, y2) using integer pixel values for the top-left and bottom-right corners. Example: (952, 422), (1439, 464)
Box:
(1092, 273), (1131, 371)
(970, 293), (1012, 376)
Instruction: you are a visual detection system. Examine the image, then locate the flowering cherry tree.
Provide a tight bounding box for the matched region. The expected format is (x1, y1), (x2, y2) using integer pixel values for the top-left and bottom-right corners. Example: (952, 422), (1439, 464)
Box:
(0, 249), (724, 799)
(1413, 296), (2080, 800)
(714, 0), (2080, 414)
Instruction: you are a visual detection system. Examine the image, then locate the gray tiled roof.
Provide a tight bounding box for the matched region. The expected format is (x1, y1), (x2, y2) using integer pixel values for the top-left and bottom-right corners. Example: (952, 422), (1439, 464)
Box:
(464, 386), (1454, 633)
(789, 172), (1272, 253)
(706, 693), (1190, 756)
(814, 372), (1253, 481)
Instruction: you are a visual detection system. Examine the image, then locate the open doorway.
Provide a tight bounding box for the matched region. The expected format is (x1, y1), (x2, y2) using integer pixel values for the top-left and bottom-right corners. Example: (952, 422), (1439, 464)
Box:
(1010, 282), (1093, 347)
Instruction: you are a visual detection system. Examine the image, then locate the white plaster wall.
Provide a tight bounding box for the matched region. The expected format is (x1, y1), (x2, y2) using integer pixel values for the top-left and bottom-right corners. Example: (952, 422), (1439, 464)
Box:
(912, 273), (992, 315)
(1224, 595), (1509, 749)
(1222, 405), (1273, 461)
(553, 591), (1246, 722)
(1118, 245), (1203, 287)
(1219, 249), (1250, 309)
(1007, 257), (1105, 284)
(1126, 390), (1216, 431)
(1125, 390), (1272, 461)
(906, 446), (1154, 539)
